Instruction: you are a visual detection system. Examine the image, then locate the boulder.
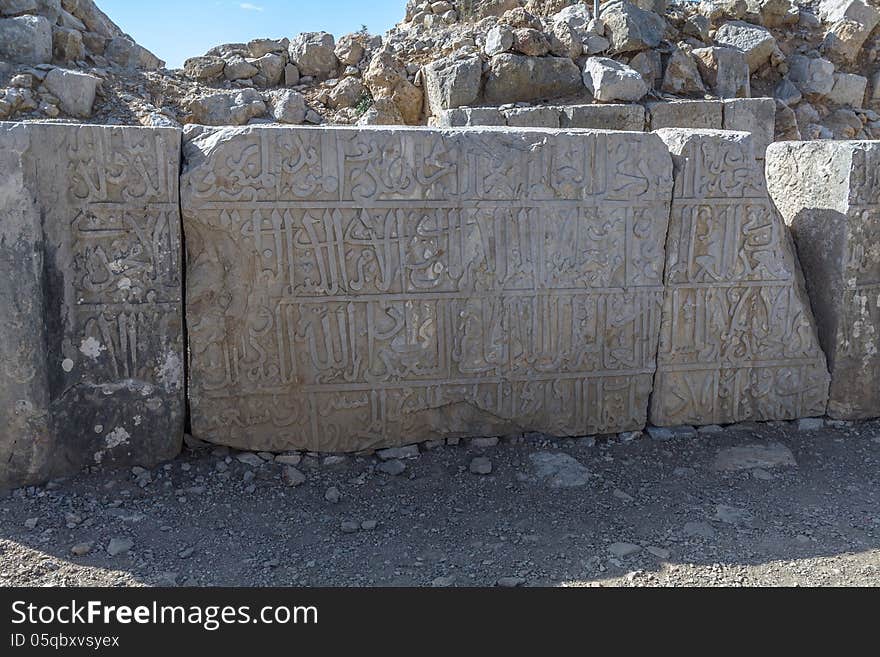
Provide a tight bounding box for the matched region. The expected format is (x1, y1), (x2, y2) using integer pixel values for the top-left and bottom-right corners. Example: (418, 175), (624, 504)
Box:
(253, 53), (285, 87)
(547, 19), (582, 58)
(774, 98), (801, 140)
(484, 53), (583, 104)
(327, 76), (365, 109)
(60, 0), (123, 39)
(357, 97), (405, 125)
(1, 0), (38, 15)
(184, 56), (226, 81)
(363, 48), (424, 125)
(289, 31), (338, 80)
(423, 55), (483, 114)
(661, 48), (706, 96)
(602, 0), (666, 54)
(43, 67), (99, 118)
(52, 25), (85, 63)
(827, 72), (867, 107)
(713, 20), (778, 72)
(512, 28), (551, 56)
(584, 56), (648, 102)
(222, 55), (259, 81)
(247, 37), (288, 59)
(485, 25), (514, 56)
(104, 36), (164, 70)
(822, 0), (880, 62)
(630, 49), (662, 89)
(334, 33), (365, 66)
(788, 54), (835, 96)
(0, 15), (52, 64)
(189, 89), (267, 126)
(266, 88), (307, 123)
(693, 46), (750, 98)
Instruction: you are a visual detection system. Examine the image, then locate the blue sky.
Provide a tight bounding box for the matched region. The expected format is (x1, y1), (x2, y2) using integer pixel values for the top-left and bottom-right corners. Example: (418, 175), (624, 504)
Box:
(101, 0), (404, 69)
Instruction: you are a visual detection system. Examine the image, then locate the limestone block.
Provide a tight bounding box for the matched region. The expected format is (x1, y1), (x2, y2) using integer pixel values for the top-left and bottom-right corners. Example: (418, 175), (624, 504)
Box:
(766, 140), (880, 419)
(722, 97), (776, 159)
(483, 54), (583, 104)
(433, 107), (507, 127)
(0, 122), (185, 489)
(422, 55), (483, 115)
(182, 126), (674, 452)
(560, 104), (646, 130)
(713, 20), (778, 73)
(503, 106), (561, 127)
(650, 129), (829, 427)
(647, 100), (724, 131)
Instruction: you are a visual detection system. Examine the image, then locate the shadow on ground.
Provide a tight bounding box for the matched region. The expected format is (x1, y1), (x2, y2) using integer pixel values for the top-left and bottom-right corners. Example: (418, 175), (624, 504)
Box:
(1, 420), (879, 586)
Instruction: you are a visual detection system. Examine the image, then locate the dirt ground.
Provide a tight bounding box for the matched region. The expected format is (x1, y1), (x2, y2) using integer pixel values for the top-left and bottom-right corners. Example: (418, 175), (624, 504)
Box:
(1, 419), (879, 587)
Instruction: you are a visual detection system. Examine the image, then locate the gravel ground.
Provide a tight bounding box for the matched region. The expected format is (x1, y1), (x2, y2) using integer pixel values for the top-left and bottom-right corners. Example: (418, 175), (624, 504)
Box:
(1, 419), (879, 587)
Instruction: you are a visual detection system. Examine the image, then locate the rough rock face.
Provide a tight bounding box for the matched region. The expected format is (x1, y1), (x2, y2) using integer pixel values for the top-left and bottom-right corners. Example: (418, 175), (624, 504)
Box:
(181, 125), (673, 452)
(650, 129), (830, 427)
(483, 53), (582, 103)
(766, 140), (880, 419)
(288, 31), (338, 79)
(188, 89), (267, 126)
(422, 54), (483, 113)
(0, 122), (184, 489)
(0, 14), (52, 63)
(583, 56), (648, 102)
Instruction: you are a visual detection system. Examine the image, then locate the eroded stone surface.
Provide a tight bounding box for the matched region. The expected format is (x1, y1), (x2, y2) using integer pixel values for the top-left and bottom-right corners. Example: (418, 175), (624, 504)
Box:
(650, 129), (829, 427)
(0, 122), (184, 489)
(766, 140), (880, 419)
(182, 125), (673, 452)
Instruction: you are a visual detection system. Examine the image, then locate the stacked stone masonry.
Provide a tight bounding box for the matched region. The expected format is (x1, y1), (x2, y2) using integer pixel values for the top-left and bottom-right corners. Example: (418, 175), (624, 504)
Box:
(5, 120), (880, 488)
(0, 122), (185, 490)
(433, 99), (777, 159)
(766, 141), (880, 420)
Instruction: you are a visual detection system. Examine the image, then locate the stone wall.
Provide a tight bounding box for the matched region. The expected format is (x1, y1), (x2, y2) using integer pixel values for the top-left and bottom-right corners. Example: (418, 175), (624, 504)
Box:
(767, 140), (880, 419)
(5, 120), (880, 488)
(0, 122), (184, 490)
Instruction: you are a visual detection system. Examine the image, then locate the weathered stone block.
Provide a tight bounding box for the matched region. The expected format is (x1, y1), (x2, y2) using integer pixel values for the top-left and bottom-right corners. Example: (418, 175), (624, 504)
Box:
(647, 100), (724, 131)
(722, 97), (776, 160)
(0, 122), (184, 489)
(766, 140), (880, 419)
(650, 129), (829, 427)
(182, 126), (674, 452)
(503, 106), (561, 127)
(432, 107), (507, 127)
(559, 104), (646, 131)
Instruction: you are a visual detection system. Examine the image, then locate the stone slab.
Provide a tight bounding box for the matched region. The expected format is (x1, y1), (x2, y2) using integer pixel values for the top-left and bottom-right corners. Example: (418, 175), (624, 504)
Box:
(0, 122), (185, 489)
(182, 125), (673, 452)
(650, 129), (829, 427)
(559, 104), (646, 131)
(647, 100), (724, 131)
(722, 97), (776, 160)
(766, 140), (880, 419)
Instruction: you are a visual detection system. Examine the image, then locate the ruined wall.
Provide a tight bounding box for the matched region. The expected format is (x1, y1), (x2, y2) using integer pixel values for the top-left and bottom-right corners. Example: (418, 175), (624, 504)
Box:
(180, 126), (673, 452)
(767, 140), (880, 419)
(4, 121), (878, 489)
(0, 122), (184, 489)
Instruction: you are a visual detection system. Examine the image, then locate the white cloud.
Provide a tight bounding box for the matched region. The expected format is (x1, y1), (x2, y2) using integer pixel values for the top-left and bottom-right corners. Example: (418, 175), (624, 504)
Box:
(239, 2), (264, 10)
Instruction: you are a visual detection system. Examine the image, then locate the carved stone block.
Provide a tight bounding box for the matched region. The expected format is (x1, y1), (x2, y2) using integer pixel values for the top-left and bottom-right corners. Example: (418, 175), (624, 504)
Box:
(650, 129), (829, 427)
(766, 140), (880, 419)
(182, 126), (674, 452)
(0, 122), (184, 489)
